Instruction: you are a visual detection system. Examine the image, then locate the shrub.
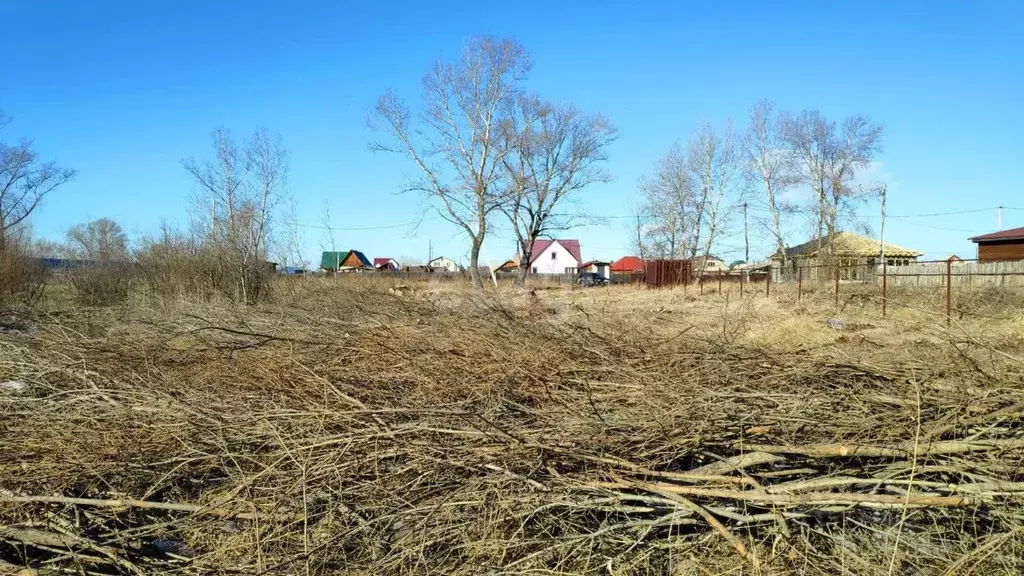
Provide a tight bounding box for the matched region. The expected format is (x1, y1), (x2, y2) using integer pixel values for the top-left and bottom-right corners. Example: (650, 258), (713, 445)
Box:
(68, 262), (134, 306)
(135, 228), (272, 304)
(0, 237), (46, 306)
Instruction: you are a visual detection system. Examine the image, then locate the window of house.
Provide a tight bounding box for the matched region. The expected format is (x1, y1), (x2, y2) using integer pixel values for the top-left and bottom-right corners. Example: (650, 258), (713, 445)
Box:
(551, 251), (557, 260)
(532, 266), (537, 273)
(565, 267), (576, 274)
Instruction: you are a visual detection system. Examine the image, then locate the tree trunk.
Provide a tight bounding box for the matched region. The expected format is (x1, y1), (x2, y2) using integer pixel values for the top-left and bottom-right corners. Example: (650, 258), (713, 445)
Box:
(515, 263), (529, 287)
(469, 236), (484, 289)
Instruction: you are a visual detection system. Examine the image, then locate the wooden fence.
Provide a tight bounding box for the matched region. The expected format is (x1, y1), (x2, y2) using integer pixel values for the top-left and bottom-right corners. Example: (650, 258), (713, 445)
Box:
(881, 260), (1024, 287)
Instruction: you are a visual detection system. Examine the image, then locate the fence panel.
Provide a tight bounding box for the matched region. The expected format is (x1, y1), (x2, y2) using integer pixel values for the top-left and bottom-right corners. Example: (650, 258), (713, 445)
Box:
(645, 260), (693, 288)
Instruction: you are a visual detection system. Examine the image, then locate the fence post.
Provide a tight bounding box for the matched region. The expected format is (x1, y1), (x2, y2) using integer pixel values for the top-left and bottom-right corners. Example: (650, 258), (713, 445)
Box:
(882, 261), (887, 317)
(699, 269), (704, 295)
(766, 269), (771, 298)
(946, 259), (952, 327)
(834, 264), (840, 309)
(718, 270), (722, 294)
(740, 271), (745, 297)
(797, 267), (803, 302)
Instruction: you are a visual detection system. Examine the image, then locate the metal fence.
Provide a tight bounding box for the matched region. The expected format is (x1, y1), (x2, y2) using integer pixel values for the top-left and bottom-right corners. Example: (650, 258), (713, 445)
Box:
(716, 257), (1024, 326)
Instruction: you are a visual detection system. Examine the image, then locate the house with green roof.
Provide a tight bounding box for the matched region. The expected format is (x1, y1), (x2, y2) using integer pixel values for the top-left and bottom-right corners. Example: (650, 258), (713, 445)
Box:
(320, 250), (373, 272)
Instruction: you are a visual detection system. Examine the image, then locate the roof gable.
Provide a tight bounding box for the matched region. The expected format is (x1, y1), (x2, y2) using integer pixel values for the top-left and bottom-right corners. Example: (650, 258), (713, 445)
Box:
(321, 250), (371, 269)
(530, 239), (581, 264)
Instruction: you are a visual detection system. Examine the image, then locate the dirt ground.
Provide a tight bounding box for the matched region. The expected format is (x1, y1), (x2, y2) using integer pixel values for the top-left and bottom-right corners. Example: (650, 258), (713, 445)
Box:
(1, 278), (1022, 575)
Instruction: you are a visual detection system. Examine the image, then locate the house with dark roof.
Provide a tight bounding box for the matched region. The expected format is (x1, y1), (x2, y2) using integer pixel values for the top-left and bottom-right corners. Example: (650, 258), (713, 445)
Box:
(528, 239), (582, 275)
(969, 227), (1024, 262)
(320, 250), (372, 272)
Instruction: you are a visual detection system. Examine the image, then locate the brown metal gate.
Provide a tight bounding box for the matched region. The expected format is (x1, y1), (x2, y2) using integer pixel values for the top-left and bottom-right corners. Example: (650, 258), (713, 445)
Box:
(644, 259), (693, 288)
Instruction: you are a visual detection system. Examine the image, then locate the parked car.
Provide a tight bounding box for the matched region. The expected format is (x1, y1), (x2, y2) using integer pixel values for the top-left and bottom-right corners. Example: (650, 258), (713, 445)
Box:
(577, 272), (608, 287)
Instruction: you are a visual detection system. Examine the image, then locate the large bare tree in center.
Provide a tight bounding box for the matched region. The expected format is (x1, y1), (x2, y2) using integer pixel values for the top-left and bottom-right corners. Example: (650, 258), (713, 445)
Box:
(745, 100), (796, 266)
(183, 127), (287, 303)
(372, 36), (530, 288)
(501, 94), (615, 286)
(781, 109), (883, 259)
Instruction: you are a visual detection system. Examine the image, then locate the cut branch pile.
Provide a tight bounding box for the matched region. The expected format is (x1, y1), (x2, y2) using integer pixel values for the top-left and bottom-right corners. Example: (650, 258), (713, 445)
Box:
(1, 283), (1022, 574)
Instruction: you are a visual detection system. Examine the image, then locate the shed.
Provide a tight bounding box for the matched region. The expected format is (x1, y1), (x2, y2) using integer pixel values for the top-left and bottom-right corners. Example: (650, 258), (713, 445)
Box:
(969, 227), (1024, 262)
(580, 260), (611, 278)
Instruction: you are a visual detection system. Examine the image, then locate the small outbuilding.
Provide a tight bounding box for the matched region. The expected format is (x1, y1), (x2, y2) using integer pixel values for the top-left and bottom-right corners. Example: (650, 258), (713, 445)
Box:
(969, 227), (1024, 262)
(580, 260), (611, 278)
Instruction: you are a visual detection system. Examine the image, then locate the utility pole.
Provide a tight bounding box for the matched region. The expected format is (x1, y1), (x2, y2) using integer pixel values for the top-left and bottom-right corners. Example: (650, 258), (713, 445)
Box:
(742, 202), (749, 263)
(879, 184), (887, 317)
(879, 185), (887, 265)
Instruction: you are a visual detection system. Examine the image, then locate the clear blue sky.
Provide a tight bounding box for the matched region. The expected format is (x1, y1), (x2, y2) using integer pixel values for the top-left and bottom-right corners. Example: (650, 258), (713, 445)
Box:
(2, 0), (1021, 265)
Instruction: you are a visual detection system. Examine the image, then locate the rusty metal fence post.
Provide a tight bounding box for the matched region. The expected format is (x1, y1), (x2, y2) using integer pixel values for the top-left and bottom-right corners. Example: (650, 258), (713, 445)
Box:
(740, 271), (745, 297)
(882, 261), (888, 317)
(834, 264), (840, 308)
(766, 269), (771, 298)
(946, 259), (952, 327)
(797, 267), (803, 302)
(718, 270), (722, 294)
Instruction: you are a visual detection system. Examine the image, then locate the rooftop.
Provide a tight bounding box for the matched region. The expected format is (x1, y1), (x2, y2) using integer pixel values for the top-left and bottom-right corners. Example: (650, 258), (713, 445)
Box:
(969, 227), (1024, 243)
(780, 232), (921, 258)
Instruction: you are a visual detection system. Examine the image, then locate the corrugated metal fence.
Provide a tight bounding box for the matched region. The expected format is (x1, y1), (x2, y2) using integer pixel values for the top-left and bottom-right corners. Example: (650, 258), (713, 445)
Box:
(645, 259), (693, 288)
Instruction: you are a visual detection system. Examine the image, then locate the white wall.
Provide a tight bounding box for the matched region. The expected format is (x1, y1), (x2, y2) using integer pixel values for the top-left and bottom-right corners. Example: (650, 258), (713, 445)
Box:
(429, 257), (460, 272)
(583, 263), (610, 277)
(531, 241), (580, 274)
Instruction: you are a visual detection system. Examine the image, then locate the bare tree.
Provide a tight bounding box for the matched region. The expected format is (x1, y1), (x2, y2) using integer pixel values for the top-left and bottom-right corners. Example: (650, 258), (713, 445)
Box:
(745, 100), (796, 265)
(0, 111), (76, 246)
(637, 144), (695, 258)
(182, 127), (287, 302)
(371, 36), (530, 288)
(501, 94), (616, 286)
(781, 110), (883, 258)
(278, 196), (308, 272)
(67, 218), (128, 262)
(686, 120), (745, 265)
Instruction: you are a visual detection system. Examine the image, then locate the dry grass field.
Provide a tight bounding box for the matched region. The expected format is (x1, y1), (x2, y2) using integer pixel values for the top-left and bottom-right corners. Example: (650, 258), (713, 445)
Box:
(2, 277), (1023, 575)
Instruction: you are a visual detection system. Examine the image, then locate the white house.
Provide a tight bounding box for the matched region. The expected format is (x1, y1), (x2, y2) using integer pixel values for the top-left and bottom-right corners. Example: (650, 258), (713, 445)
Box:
(428, 256), (462, 272)
(529, 239), (582, 275)
(695, 255), (728, 276)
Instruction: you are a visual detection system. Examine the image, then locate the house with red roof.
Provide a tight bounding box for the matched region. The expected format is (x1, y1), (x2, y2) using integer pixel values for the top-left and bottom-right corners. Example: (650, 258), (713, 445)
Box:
(528, 239), (582, 275)
(611, 256), (645, 274)
(373, 257), (400, 271)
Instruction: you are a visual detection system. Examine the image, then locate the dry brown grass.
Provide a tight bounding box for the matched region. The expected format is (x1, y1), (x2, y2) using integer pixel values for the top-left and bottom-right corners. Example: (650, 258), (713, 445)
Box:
(1, 277), (1023, 575)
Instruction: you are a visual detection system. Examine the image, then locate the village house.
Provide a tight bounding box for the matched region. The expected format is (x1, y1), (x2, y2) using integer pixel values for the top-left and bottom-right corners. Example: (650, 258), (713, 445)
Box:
(320, 250), (373, 272)
(528, 239), (582, 275)
(969, 227), (1024, 262)
(610, 256), (645, 274)
(373, 257), (400, 271)
(694, 255), (728, 276)
(427, 256), (462, 272)
(772, 232), (922, 281)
